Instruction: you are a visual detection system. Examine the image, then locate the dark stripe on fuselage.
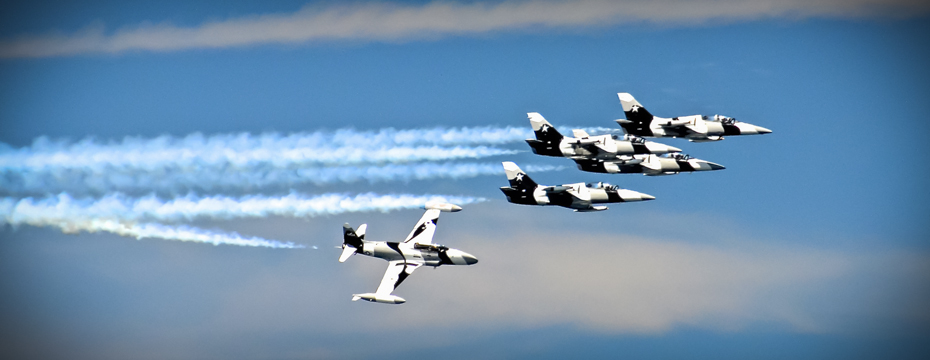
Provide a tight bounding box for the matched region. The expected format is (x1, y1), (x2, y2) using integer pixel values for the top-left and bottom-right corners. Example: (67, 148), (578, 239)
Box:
(723, 125), (741, 135)
(632, 144), (650, 154)
(438, 249), (453, 265)
(677, 161), (695, 172)
(547, 192), (574, 207)
(606, 190), (624, 202)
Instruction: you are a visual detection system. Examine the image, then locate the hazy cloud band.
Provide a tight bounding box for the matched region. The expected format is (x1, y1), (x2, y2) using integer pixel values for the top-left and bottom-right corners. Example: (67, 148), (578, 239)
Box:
(2, 0), (926, 58)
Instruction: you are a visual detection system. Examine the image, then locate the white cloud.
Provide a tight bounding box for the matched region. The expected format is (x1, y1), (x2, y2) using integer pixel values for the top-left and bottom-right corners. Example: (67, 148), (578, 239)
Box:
(203, 205), (930, 339)
(1, 0), (927, 58)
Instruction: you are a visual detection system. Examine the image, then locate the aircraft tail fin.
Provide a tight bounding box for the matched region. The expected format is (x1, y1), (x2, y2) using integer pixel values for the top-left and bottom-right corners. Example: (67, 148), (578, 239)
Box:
(502, 161), (539, 190)
(618, 93), (654, 124)
(340, 223), (365, 262)
(528, 112), (563, 142)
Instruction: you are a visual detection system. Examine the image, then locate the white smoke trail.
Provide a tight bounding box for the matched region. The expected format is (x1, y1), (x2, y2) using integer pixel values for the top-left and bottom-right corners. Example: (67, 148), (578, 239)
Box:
(0, 127), (530, 170)
(1, 192), (486, 223)
(0, 139), (517, 170)
(1, 161), (564, 196)
(1, 192), (485, 247)
(0, 197), (303, 248)
(0, 125), (619, 171)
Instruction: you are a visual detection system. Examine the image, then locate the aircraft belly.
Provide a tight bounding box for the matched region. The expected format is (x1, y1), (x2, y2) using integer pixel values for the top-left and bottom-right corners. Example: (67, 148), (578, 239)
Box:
(569, 198), (593, 209)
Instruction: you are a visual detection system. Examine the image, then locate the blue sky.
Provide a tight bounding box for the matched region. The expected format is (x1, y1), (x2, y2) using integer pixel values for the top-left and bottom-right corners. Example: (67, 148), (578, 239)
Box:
(1, 1), (929, 359)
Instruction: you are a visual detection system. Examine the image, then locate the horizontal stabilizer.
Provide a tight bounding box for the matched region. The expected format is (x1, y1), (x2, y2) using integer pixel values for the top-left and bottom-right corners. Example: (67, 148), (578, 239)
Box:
(338, 245), (357, 263)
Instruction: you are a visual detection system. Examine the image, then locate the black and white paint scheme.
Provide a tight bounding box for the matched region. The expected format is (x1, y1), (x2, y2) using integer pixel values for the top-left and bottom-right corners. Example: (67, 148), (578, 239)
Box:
(339, 203), (478, 304)
(616, 93), (772, 142)
(499, 161), (655, 212)
(525, 112), (681, 159)
(574, 153), (725, 176)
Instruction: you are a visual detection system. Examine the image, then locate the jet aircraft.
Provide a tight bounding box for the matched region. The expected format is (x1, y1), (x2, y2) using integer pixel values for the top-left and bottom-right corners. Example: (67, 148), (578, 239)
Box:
(615, 93), (772, 142)
(339, 203), (477, 304)
(500, 161), (655, 212)
(574, 153), (725, 176)
(525, 112), (681, 160)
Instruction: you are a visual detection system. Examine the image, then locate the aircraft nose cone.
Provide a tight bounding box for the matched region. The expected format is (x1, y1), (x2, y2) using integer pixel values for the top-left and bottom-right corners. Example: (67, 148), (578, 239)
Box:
(667, 145), (682, 153)
(640, 194), (656, 201)
(463, 253), (478, 265)
(755, 126), (772, 134)
(708, 162), (726, 170)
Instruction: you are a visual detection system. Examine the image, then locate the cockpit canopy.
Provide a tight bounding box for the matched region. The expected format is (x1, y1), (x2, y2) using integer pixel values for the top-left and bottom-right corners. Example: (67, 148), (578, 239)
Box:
(713, 114), (737, 125)
(413, 243), (448, 251)
(667, 153), (691, 160)
(586, 182), (619, 191)
(620, 134), (646, 144)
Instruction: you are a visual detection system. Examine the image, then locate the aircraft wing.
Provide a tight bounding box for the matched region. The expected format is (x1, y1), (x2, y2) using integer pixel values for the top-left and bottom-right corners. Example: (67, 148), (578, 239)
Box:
(403, 208), (441, 244)
(375, 260), (423, 295)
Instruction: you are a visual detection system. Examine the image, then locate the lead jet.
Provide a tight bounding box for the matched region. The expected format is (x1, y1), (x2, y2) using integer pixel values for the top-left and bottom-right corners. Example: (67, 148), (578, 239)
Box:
(500, 161), (654, 212)
(525, 112), (681, 160)
(615, 93), (772, 142)
(574, 153), (725, 176)
(339, 203), (477, 304)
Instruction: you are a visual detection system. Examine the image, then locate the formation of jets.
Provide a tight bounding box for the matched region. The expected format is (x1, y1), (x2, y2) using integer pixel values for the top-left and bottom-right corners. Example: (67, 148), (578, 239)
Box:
(340, 92), (770, 304)
(504, 92), (770, 208)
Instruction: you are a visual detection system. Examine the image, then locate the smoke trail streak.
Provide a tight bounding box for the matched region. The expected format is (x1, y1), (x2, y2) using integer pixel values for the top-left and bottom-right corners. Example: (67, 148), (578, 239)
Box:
(2, 192), (486, 223)
(0, 127), (530, 170)
(0, 140), (516, 170)
(1, 161), (565, 196)
(1, 191), (484, 247)
(0, 125), (618, 171)
(0, 198), (302, 248)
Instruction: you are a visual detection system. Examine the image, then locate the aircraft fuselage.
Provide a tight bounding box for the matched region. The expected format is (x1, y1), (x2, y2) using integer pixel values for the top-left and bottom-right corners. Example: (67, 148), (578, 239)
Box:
(358, 241), (477, 267)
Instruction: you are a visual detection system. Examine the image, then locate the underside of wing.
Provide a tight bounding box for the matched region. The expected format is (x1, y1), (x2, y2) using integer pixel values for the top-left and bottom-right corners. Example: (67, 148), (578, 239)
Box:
(403, 209), (440, 244)
(375, 260), (423, 295)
